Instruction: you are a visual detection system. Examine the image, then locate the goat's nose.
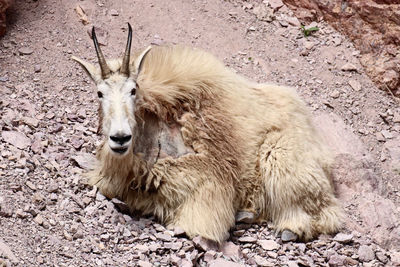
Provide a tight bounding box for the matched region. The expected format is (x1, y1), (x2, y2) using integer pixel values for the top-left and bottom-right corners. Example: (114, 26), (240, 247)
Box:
(110, 134), (132, 145)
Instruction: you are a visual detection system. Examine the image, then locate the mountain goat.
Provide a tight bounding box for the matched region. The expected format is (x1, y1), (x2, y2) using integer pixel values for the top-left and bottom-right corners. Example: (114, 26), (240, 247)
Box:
(72, 24), (342, 243)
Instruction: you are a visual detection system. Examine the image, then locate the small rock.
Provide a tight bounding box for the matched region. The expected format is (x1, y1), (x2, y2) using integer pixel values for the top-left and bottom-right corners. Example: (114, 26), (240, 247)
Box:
(74, 229), (84, 239)
(348, 80), (361, 91)
(358, 245), (375, 262)
(173, 226), (186, 236)
(258, 239), (280, 251)
(332, 36), (342, 46)
(109, 9), (119, 16)
(71, 152), (95, 169)
(330, 90), (340, 98)
(81, 197), (91, 207)
(286, 16), (300, 27)
(37, 256), (44, 264)
(375, 251), (388, 263)
(18, 47), (34, 55)
(389, 251), (400, 266)
(178, 258), (193, 267)
(304, 21), (318, 30)
(0, 205), (13, 217)
(344, 257), (358, 265)
(376, 132), (386, 142)
(393, 113), (400, 123)
(96, 191), (106, 202)
(71, 137), (84, 150)
(63, 231), (73, 241)
(235, 211), (255, 223)
(220, 241), (241, 258)
(2, 131), (31, 149)
(22, 117), (39, 128)
(254, 255), (274, 266)
(50, 124), (63, 134)
(155, 232), (172, 242)
(34, 65), (41, 73)
(87, 186), (97, 198)
(269, 0), (284, 10)
(148, 243), (159, 252)
(381, 130), (393, 139)
(47, 182), (59, 193)
(137, 260), (152, 267)
(287, 261), (298, 267)
(238, 236), (257, 243)
(252, 5), (274, 22)
(170, 254), (180, 265)
(281, 229), (298, 242)
(134, 244), (149, 253)
(333, 233), (353, 244)
(170, 241), (183, 250)
(304, 41), (315, 50)
(33, 214), (44, 225)
(193, 236), (218, 251)
(267, 251), (278, 258)
(341, 63), (358, 72)
(242, 3), (253, 9)
(279, 20), (289, 27)
(100, 234), (110, 242)
(296, 243), (306, 253)
(203, 250), (216, 262)
(328, 254), (345, 267)
(15, 209), (28, 218)
(32, 192), (44, 204)
(26, 181), (36, 191)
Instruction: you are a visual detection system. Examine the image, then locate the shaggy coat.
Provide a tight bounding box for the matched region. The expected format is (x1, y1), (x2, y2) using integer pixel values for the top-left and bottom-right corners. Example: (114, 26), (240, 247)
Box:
(86, 45), (342, 243)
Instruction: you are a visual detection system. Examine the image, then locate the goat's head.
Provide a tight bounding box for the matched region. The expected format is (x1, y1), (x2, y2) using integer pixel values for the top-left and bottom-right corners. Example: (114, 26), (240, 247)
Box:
(72, 24), (151, 156)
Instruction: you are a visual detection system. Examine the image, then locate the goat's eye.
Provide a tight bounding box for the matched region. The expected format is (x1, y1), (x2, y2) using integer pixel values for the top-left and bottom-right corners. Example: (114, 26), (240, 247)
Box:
(97, 91), (103, 98)
(130, 88), (136, 96)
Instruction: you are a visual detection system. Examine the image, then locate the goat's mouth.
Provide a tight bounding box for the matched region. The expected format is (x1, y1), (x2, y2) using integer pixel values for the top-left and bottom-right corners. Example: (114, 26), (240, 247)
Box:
(110, 146), (129, 155)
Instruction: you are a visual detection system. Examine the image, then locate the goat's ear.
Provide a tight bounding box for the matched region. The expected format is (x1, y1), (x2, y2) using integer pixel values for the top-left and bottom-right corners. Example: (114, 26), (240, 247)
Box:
(72, 56), (102, 83)
(134, 46), (152, 76)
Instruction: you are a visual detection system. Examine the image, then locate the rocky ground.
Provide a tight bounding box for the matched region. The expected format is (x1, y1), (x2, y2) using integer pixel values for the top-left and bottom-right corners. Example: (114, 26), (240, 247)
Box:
(0, 0), (399, 266)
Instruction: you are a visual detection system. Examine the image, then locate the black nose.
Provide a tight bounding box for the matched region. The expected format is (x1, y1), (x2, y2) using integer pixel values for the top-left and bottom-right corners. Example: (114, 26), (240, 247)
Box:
(110, 134), (132, 145)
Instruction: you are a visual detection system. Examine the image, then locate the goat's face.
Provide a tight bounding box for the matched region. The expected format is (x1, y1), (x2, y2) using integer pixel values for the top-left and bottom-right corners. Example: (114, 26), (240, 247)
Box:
(72, 24), (151, 156)
(96, 74), (137, 154)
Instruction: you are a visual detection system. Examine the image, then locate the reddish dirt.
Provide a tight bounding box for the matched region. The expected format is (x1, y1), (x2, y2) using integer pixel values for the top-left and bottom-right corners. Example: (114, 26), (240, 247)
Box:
(0, 0), (399, 266)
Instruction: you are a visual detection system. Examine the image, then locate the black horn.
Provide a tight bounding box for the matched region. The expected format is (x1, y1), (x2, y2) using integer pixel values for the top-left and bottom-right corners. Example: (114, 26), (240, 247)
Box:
(120, 23), (133, 77)
(92, 26), (111, 79)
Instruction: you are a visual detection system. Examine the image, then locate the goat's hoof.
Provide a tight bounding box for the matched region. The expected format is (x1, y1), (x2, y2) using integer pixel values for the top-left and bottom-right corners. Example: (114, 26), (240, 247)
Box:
(281, 229), (298, 242)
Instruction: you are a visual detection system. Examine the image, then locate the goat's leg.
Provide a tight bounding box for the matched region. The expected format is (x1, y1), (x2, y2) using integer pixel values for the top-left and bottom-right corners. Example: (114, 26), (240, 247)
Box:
(170, 179), (235, 243)
(149, 154), (237, 243)
(257, 130), (342, 241)
(86, 169), (120, 199)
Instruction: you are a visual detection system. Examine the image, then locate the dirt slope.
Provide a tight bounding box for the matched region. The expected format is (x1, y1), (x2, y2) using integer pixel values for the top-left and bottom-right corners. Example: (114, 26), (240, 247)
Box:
(0, 0), (399, 266)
